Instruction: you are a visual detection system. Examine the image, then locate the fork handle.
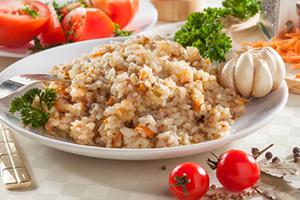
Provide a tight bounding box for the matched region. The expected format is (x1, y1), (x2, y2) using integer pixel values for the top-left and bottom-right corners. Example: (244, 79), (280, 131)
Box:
(0, 123), (32, 190)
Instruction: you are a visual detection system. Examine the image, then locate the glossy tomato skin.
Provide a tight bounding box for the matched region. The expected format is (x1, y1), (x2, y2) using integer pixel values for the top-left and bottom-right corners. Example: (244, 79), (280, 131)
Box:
(108, 0), (139, 28)
(62, 7), (114, 42)
(169, 162), (209, 200)
(60, 2), (81, 19)
(86, 0), (139, 28)
(216, 150), (260, 192)
(39, 4), (65, 46)
(0, 0), (50, 48)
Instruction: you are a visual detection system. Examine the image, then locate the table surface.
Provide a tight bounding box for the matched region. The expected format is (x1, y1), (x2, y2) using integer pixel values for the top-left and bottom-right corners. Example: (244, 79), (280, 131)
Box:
(1, 22), (300, 200)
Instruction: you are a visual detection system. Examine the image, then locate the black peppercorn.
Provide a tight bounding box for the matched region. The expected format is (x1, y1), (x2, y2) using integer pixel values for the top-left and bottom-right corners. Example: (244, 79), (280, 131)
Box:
(272, 157), (280, 163)
(265, 152), (273, 160)
(293, 147), (299, 155)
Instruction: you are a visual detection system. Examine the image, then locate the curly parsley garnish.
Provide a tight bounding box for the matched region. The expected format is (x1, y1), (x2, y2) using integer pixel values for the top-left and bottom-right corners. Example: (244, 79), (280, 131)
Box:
(23, 5), (38, 19)
(114, 23), (134, 37)
(222, 0), (261, 20)
(174, 8), (232, 63)
(10, 88), (57, 128)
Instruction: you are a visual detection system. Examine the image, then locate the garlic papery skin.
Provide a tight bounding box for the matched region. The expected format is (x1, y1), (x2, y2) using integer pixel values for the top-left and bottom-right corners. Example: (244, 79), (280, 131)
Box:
(234, 51), (255, 97)
(219, 58), (237, 91)
(219, 47), (286, 98)
(252, 59), (273, 97)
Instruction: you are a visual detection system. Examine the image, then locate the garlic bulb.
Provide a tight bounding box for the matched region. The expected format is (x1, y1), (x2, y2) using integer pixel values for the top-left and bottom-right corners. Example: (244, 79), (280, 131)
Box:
(219, 47), (286, 98)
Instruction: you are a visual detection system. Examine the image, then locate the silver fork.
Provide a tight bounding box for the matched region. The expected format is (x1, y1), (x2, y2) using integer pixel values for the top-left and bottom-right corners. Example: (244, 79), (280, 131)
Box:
(0, 74), (68, 190)
(0, 74), (69, 100)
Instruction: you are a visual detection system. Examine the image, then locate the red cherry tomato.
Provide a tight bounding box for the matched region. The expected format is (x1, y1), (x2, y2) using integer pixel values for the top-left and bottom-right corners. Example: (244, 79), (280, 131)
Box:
(169, 162), (209, 200)
(216, 150), (260, 192)
(85, 0), (139, 28)
(0, 0), (50, 48)
(39, 4), (65, 46)
(62, 7), (114, 42)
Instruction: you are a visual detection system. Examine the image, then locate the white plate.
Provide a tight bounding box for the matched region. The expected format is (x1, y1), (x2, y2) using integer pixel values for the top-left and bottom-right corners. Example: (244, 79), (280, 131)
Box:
(0, 0), (157, 58)
(0, 37), (288, 160)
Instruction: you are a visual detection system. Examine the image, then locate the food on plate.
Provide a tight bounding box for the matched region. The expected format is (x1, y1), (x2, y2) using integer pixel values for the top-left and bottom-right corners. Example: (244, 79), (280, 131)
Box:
(207, 149), (260, 192)
(62, 7), (114, 42)
(11, 36), (246, 148)
(0, 0), (137, 50)
(174, 8), (232, 63)
(169, 162), (209, 200)
(39, 3), (66, 46)
(222, 0), (261, 20)
(219, 47), (286, 97)
(85, 0), (139, 28)
(0, 0), (50, 48)
(10, 88), (57, 128)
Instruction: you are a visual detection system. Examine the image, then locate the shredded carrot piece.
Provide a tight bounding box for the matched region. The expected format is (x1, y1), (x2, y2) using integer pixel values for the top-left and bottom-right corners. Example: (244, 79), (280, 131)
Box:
(135, 83), (148, 93)
(90, 51), (104, 58)
(248, 30), (300, 66)
(135, 125), (155, 138)
(296, 74), (300, 79)
(112, 132), (123, 148)
(106, 96), (115, 106)
(291, 63), (300, 69)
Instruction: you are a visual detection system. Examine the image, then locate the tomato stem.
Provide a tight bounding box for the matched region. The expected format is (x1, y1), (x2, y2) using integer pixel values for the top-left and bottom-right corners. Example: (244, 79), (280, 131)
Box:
(173, 174), (191, 197)
(210, 152), (219, 159)
(253, 144), (274, 160)
(207, 158), (218, 170)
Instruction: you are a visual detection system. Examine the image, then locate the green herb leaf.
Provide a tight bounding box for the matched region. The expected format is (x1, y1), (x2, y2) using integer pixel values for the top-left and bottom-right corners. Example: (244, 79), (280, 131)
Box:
(30, 38), (43, 52)
(9, 88), (57, 128)
(30, 38), (60, 53)
(20, 106), (50, 128)
(79, 0), (88, 7)
(222, 0), (261, 20)
(174, 8), (232, 63)
(114, 23), (134, 37)
(23, 5), (38, 19)
(52, 0), (64, 21)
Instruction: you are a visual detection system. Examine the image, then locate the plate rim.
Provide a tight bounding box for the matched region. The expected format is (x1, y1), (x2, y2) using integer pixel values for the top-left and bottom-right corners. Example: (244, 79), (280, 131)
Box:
(0, 37), (289, 159)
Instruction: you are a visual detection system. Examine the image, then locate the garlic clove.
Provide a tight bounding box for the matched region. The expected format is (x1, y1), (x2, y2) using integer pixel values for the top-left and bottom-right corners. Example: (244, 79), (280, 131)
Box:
(234, 51), (255, 97)
(219, 57), (237, 91)
(252, 59), (273, 97)
(264, 47), (286, 89)
(260, 48), (276, 89)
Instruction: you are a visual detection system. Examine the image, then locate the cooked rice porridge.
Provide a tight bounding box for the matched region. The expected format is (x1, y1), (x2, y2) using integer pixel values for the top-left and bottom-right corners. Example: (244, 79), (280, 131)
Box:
(46, 36), (246, 148)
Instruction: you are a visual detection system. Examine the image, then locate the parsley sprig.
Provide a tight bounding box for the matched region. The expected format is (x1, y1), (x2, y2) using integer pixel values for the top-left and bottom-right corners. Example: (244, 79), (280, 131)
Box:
(174, 0), (261, 63)
(174, 8), (232, 63)
(10, 88), (57, 128)
(222, 0), (261, 20)
(23, 5), (38, 19)
(114, 23), (134, 37)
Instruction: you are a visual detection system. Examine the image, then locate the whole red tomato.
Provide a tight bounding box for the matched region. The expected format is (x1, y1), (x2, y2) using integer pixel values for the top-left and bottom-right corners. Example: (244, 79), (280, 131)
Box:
(215, 150), (260, 192)
(169, 162), (209, 200)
